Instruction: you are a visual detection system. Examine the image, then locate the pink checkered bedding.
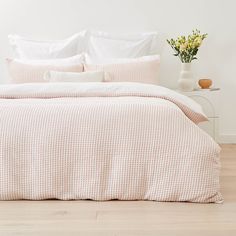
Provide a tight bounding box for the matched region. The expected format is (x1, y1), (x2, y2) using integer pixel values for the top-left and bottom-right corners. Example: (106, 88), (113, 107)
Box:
(0, 82), (222, 202)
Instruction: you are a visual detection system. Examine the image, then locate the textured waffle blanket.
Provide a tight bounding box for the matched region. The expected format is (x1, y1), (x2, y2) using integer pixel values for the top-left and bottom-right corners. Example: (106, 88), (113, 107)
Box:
(0, 82), (222, 202)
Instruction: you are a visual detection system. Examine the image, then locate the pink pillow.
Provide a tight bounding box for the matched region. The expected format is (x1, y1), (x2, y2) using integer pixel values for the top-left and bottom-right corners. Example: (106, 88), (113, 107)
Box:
(6, 58), (84, 83)
(84, 55), (160, 84)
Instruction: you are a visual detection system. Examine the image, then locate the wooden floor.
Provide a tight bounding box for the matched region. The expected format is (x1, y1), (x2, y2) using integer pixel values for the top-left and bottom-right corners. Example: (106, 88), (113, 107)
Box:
(0, 145), (235, 236)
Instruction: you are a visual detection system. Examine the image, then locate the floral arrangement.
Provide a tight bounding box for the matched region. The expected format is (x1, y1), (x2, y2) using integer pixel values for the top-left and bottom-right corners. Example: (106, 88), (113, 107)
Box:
(167, 30), (207, 63)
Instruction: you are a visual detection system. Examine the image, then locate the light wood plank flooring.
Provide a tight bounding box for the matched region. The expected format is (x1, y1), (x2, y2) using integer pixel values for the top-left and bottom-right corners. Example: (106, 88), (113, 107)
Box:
(0, 144), (235, 236)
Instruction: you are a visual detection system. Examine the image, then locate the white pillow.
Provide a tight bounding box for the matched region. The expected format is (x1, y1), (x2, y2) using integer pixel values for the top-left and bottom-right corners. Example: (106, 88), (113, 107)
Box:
(44, 71), (107, 83)
(84, 55), (160, 85)
(8, 31), (87, 60)
(87, 31), (159, 62)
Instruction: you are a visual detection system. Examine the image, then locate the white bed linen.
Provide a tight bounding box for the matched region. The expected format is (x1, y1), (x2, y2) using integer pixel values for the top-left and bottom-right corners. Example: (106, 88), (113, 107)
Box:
(8, 32), (86, 59)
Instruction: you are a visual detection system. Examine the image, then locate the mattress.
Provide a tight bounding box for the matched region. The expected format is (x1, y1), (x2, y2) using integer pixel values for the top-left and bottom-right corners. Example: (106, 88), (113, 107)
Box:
(0, 82), (223, 202)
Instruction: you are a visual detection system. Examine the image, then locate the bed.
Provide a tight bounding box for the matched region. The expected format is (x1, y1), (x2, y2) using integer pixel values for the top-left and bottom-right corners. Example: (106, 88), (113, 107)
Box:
(0, 82), (223, 203)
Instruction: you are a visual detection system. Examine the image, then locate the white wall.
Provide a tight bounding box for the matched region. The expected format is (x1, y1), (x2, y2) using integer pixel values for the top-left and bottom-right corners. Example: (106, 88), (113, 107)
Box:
(0, 0), (235, 142)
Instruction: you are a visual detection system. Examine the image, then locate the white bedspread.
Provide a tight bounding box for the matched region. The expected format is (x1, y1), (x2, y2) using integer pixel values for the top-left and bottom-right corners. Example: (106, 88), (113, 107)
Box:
(0, 82), (222, 202)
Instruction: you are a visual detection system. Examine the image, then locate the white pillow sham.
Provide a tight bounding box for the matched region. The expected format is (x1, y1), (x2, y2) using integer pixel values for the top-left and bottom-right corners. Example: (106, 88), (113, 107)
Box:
(44, 71), (107, 83)
(87, 31), (159, 62)
(84, 55), (160, 85)
(8, 31), (87, 60)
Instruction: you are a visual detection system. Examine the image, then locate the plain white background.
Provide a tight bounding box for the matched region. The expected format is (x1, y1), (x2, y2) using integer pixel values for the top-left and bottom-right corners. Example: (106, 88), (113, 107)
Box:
(0, 0), (235, 142)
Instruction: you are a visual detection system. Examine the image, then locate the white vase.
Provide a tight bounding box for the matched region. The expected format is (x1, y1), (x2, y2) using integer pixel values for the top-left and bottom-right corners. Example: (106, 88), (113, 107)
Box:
(178, 63), (194, 92)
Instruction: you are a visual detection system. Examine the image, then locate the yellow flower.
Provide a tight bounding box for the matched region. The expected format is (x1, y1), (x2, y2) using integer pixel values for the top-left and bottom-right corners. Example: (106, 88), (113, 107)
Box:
(197, 38), (202, 46)
(175, 42), (180, 49)
(167, 29), (207, 63)
(180, 42), (188, 51)
(194, 36), (202, 48)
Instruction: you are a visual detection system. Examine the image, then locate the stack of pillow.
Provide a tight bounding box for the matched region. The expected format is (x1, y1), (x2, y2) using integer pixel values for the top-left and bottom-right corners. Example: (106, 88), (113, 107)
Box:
(7, 30), (160, 84)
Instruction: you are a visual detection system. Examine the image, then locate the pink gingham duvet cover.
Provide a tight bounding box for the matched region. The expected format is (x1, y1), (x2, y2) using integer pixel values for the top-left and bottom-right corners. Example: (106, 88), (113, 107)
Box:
(0, 82), (222, 202)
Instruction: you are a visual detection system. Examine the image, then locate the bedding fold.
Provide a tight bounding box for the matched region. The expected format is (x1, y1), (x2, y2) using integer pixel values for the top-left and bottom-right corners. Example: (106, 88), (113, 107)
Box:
(0, 82), (206, 124)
